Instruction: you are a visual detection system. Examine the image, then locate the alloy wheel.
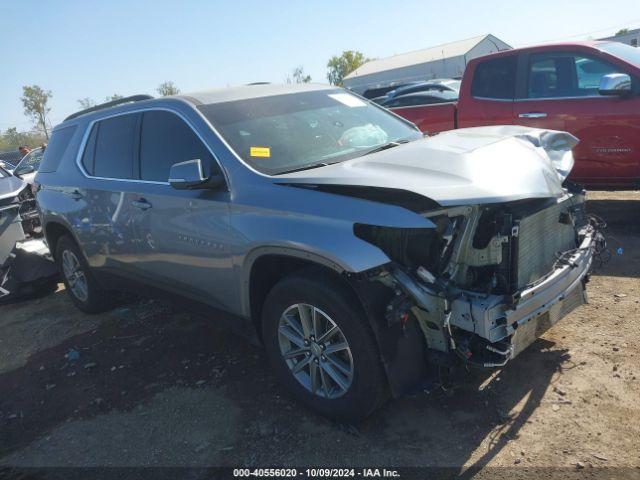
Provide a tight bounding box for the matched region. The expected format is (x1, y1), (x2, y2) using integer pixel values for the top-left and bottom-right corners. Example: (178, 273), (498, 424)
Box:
(277, 303), (354, 399)
(61, 249), (89, 302)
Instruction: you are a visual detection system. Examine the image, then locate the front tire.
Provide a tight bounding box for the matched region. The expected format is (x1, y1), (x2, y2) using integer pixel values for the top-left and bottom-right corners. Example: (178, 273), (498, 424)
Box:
(262, 268), (388, 422)
(55, 235), (113, 313)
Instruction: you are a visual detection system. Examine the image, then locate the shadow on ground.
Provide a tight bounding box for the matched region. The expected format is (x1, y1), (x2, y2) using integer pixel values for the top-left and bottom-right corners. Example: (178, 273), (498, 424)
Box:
(587, 197), (640, 278)
(0, 288), (571, 470)
(2, 193), (632, 469)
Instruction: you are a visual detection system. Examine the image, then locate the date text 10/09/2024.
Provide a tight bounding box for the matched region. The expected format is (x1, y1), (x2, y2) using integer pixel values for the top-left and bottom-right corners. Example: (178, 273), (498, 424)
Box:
(233, 468), (401, 478)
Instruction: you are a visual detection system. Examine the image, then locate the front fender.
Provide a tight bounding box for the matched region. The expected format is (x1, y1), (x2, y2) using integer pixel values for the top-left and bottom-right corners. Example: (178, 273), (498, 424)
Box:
(236, 213), (392, 318)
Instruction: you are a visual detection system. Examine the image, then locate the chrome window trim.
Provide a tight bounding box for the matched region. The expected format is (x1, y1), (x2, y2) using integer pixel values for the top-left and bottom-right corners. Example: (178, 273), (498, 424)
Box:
(74, 106), (230, 187)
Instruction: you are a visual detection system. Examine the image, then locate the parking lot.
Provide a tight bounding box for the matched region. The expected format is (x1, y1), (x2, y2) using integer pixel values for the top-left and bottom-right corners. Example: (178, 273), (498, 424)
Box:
(0, 190), (638, 473)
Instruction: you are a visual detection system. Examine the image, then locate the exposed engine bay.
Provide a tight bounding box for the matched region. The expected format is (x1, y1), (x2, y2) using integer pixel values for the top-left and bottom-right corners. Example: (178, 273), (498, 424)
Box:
(356, 189), (601, 370)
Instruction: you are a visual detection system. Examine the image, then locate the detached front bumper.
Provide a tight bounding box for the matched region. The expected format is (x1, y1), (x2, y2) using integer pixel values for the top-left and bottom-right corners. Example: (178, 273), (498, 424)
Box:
(449, 225), (595, 360)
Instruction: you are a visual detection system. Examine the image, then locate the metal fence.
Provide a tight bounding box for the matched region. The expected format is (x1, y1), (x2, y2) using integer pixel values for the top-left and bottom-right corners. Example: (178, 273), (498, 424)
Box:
(0, 150), (24, 168)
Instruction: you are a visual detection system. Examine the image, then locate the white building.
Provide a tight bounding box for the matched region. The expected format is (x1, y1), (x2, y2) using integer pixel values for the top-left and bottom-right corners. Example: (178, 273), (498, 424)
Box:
(599, 28), (640, 47)
(343, 34), (512, 94)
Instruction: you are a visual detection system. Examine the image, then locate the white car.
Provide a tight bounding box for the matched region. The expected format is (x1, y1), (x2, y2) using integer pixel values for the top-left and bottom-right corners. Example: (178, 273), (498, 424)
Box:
(12, 148), (44, 185)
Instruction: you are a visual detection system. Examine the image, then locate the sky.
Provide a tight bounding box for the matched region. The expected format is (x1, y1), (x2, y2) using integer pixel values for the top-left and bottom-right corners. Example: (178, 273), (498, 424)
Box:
(1, 0), (640, 132)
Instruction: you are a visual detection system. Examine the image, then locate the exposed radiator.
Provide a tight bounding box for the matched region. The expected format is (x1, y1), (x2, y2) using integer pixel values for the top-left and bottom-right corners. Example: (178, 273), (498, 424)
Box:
(516, 198), (577, 289)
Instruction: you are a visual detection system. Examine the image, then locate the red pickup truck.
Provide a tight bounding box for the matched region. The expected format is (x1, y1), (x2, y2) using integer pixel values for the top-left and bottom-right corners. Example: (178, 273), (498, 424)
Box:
(390, 41), (640, 188)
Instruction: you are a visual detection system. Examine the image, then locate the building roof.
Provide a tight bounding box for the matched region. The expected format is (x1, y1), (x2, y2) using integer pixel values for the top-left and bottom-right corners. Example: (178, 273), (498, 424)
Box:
(345, 34), (509, 79)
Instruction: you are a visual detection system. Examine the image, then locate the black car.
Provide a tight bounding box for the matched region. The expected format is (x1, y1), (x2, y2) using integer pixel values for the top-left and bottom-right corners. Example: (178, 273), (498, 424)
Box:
(380, 90), (458, 108)
(360, 81), (422, 99)
(385, 79), (461, 99)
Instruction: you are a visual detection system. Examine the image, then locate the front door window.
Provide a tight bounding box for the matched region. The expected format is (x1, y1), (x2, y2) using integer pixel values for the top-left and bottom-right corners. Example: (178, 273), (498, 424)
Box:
(527, 53), (621, 99)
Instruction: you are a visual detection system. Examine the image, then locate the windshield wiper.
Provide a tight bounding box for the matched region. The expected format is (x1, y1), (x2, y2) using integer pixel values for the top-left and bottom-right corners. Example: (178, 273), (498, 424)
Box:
(361, 139), (412, 157)
(276, 162), (332, 175)
(275, 137), (415, 174)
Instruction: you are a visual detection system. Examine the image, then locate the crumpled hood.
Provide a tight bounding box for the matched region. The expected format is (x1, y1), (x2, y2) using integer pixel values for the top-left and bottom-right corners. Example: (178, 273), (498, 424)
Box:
(277, 126), (579, 206)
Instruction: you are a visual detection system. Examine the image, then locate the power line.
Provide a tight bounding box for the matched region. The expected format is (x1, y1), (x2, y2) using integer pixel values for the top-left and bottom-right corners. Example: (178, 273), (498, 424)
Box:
(529, 18), (640, 45)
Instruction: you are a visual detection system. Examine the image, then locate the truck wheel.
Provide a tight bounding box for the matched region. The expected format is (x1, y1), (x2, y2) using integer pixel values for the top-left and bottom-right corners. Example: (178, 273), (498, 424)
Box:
(262, 268), (388, 421)
(55, 235), (113, 314)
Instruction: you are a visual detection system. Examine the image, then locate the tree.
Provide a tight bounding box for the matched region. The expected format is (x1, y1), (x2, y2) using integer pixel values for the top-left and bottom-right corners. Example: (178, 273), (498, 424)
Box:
(3, 127), (23, 147)
(157, 81), (180, 96)
(0, 127), (47, 151)
(286, 66), (311, 84)
(615, 28), (629, 36)
(78, 97), (96, 109)
(105, 94), (124, 102)
(326, 51), (370, 86)
(21, 85), (52, 139)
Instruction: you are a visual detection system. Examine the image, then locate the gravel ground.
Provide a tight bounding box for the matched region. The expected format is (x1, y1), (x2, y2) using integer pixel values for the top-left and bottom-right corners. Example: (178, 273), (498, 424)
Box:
(0, 190), (638, 477)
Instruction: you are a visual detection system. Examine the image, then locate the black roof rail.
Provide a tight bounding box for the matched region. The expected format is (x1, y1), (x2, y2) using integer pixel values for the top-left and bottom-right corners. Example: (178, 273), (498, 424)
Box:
(64, 94), (154, 121)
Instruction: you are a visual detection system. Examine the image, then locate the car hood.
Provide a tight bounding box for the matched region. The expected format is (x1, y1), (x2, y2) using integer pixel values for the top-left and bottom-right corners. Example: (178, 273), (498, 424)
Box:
(276, 126), (578, 207)
(0, 175), (27, 202)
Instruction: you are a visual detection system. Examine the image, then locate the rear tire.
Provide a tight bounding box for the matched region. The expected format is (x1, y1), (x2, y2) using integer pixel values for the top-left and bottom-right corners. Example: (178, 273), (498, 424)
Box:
(55, 235), (113, 313)
(262, 268), (388, 422)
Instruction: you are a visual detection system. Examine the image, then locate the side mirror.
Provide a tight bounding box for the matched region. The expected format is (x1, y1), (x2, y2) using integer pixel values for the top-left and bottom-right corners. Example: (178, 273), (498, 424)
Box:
(599, 73), (632, 96)
(168, 159), (224, 190)
(14, 164), (35, 177)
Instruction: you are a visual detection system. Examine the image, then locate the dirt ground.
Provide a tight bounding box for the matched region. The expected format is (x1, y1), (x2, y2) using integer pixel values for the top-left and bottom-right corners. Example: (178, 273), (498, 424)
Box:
(0, 190), (639, 477)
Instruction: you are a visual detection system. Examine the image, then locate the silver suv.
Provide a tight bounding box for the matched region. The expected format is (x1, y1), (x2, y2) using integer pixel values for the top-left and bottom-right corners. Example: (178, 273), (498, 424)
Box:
(36, 84), (598, 420)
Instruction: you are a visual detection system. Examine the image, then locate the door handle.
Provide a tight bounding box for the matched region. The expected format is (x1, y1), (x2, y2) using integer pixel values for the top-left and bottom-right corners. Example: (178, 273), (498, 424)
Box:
(519, 112), (548, 119)
(131, 199), (152, 210)
(67, 189), (84, 200)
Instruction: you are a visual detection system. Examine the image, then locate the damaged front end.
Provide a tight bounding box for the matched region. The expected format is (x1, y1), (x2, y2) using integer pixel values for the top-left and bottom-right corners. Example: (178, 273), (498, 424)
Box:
(0, 179), (57, 302)
(355, 190), (600, 376)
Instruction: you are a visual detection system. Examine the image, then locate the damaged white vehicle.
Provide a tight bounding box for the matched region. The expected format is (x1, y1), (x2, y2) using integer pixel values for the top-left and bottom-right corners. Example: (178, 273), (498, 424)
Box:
(37, 85), (601, 421)
(0, 165), (57, 301)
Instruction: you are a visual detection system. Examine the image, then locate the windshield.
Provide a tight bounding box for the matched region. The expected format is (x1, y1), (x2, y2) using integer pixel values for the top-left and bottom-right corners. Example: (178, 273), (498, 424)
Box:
(198, 89), (422, 175)
(16, 148), (43, 171)
(598, 42), (640, 68)
(444, 80), (462, 90)
(0, 166), (8, 178)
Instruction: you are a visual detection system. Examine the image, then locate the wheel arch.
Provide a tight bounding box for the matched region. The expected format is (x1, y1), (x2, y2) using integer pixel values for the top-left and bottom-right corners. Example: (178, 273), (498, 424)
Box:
(43, 219), (79, 259)
(244, 248), (354, 340)
(244, 248), (430, 397)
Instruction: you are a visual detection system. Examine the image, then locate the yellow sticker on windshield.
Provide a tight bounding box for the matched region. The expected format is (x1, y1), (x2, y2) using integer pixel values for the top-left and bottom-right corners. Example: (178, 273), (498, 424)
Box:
(250, 146), (271, 158)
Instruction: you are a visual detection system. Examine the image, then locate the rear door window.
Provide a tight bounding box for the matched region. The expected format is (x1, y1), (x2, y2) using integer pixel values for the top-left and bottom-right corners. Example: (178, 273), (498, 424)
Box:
(139, 110), (213, 182)
(93, 114), (138, 179)
(471, 56), (517, 100)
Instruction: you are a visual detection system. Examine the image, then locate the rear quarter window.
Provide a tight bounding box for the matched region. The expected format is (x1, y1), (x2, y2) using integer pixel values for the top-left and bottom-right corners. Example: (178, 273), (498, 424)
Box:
(471, 56), (517, 100)
(80, 125), (98, 175)
(38, 125), (78, 173)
